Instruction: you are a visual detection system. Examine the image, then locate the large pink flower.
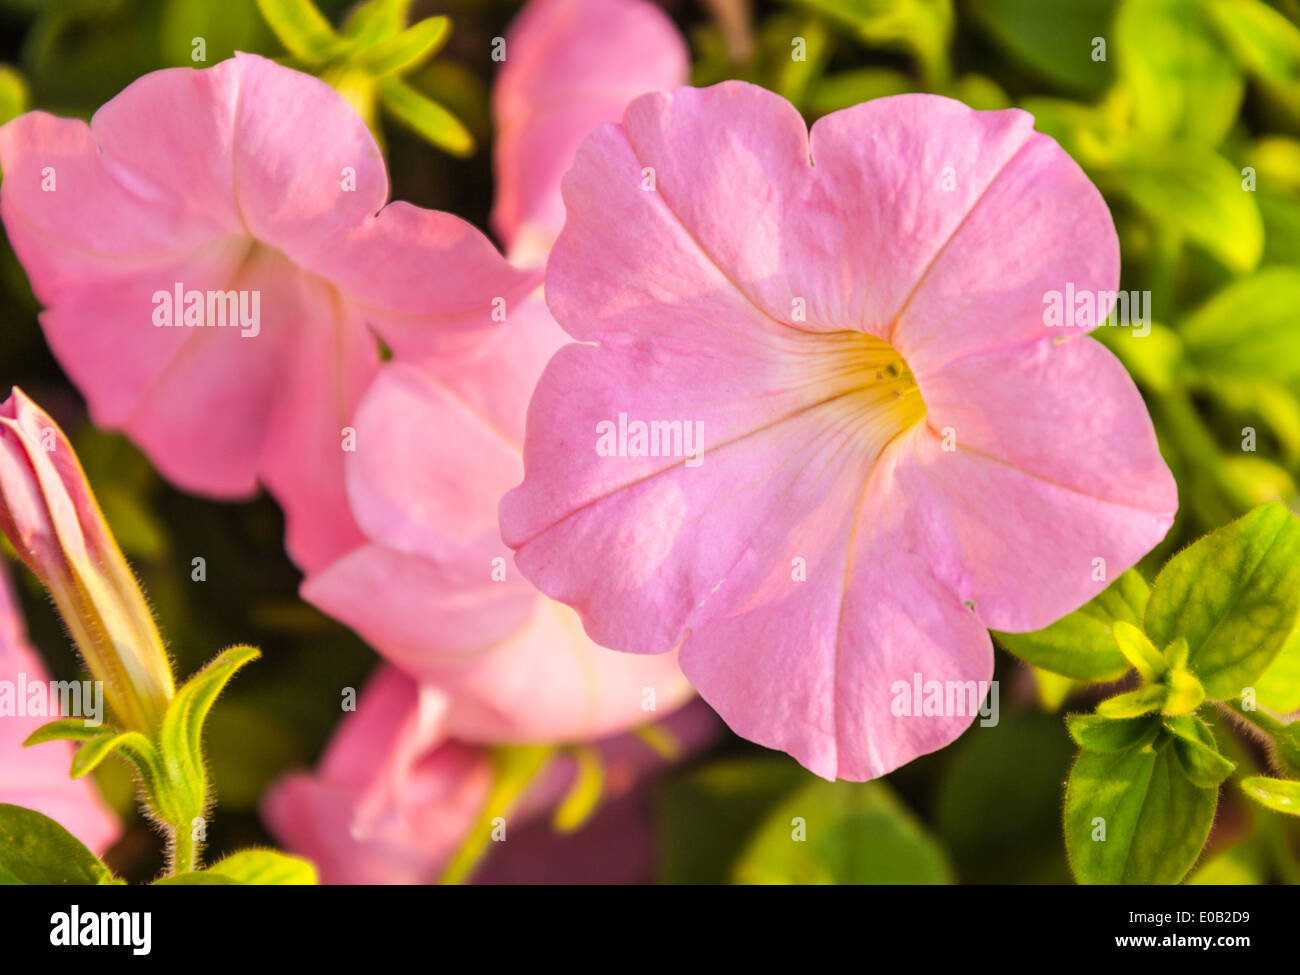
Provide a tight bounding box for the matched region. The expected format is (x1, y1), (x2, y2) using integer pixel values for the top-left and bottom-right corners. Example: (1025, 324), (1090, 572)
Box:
(301, 0), (693, 743)
(500, 84), (1178, 781)
(0, 54), (536, 571)
(0, 564), (119, 853)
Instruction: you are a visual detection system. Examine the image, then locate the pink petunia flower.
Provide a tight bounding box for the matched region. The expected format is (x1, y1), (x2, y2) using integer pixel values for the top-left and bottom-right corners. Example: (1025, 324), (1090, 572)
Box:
(0, 53), (536, 571)
(261, 667), (491, 885)
(0, 563), (120, 854)
(262, 665), (719, 884)
(492, 0), (690, 264)
(500, 84), (1179, 781)
(301, 0), (694, 743)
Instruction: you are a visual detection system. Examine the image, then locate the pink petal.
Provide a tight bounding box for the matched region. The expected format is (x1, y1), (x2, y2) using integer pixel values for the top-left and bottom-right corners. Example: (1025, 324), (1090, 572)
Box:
(344, 359), (523, 566)
(112, 249), (372, 569)
(342, 297), (565, 566)
(310, 201), (542, 360)
(678, 487), (994, 780)
(439, 597), (694, 744)
(492, 0), (688, 259)
(35, 240), (254, 443)
(0, 567), (120, 853)
(0, 113), (228, 296)
(301, 542), (537, 668)
(307, 525), (692, 746)
(256, 281), (376, 571)
(94, 54), (389, 269)
(560, 84), (1039, 334)
(262, 667), (492, 885)
(906, 337), (1176, 630)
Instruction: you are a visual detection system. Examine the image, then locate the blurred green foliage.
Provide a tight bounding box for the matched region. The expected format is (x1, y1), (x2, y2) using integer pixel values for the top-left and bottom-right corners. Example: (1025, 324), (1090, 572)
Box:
(256, 0), (476, 155)
(1, 0), (1299, 883)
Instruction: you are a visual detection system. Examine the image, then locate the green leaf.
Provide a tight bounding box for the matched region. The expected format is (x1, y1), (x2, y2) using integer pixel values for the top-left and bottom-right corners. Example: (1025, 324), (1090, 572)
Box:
(322, 64), (378, 129)
(1097, 320), (1185, 396)
(1164, 715), (1236, 786)
(766, 16), (832, 110)
(1019, 95), (1118, 168)
(152, 872), (242, 885)
(942, 73), (1009, 111)
(23, 717), (109, 746)
(1115, 0), (1244, 145)
(0, 804), (118, 885)
(70, 730), (154, 779)
(256, 0), (347, 64)
(1162, 667), (1206, 715)
(1206, 0), (1300, 83)
(1097, 685), (1167, 719)
(806, 68), (912, 117)
(341, 0), (413, 44)
(787, 0), (953, 48)
(1217, 456), (1299, 509)
(994, 570), (1146, 681)
(1146, 502), (1300, 699)
(1181, 269), (1300, 380)
(1239, 775), (1300, 815)
(932, 713), (1075, 882)
(1187, 841), (1264, 884)
(30, 725), (169, 822)
(1064, 739), (1218, 883)
(160, 0), (278, 68)
(1254, 628), (1300, 711)
(1249, 136), (1300, 191)
(351, 16), (449, 78)
(0, 64), (28, 126)
(1115, 142), (1263, 273)
(1163, 636), (1191, 672)
(1260, 190), (1300, 265)
(376, 76), (474, 156)
(158, 646), (261, 824)
(1033, 666), (1076, 710)
(1206, 378), (1300, 466)
(786, 0), (953, 85)
(734, 778), (952, 884)
(1112, 621), (1166, 681)
(207, 849), (317, 885)
(656, 757), (808, 884)
(1067, 713), (1160, 752)
(973, 0), (1116, 94)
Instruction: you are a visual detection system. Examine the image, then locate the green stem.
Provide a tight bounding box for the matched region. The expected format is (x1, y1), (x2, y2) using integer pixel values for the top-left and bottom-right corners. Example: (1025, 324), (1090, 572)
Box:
(1224, 698), (1287, 738)
(170, 824), (200, 876)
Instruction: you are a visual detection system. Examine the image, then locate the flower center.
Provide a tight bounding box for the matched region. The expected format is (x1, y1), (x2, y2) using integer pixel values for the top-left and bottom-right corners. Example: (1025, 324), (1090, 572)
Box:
(815, 331), (926, 461)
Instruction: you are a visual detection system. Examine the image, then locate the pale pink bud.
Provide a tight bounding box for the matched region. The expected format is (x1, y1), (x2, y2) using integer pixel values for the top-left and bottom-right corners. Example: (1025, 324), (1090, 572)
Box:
(0, 388), (174, 732)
